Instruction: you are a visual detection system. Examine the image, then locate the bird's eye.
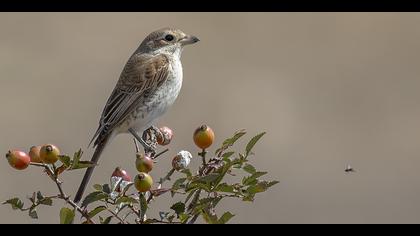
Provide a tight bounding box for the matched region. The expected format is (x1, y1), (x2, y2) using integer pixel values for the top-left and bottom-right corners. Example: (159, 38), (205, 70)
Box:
(164, 34), (175, 41)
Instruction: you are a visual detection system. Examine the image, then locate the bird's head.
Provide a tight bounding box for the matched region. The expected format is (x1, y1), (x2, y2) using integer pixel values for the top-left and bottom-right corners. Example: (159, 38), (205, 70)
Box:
(138, 28), (200, 55)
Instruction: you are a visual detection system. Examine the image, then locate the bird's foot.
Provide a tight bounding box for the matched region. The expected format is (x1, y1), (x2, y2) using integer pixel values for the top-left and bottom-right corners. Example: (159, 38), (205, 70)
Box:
(129, 128), (156, 156)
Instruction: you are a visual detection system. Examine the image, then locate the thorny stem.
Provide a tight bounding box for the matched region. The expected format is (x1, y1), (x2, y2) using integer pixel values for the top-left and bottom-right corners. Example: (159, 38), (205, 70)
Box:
(31, 162), (94, 223)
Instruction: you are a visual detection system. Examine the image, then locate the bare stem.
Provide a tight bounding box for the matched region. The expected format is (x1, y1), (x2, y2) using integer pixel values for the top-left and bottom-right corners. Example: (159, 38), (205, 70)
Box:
(106, 208), (127, 224)
(153, 148), (169, 160)
(133, 138), (140, 153)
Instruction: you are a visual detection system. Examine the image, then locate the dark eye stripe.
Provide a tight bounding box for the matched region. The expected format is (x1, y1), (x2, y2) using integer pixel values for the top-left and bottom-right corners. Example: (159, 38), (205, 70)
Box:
(165, 34), (174, 41)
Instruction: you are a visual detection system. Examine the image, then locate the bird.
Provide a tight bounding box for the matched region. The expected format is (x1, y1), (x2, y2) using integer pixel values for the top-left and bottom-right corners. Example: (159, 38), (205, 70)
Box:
(345, 165), (355, 173)
(74, 28), (199, 203)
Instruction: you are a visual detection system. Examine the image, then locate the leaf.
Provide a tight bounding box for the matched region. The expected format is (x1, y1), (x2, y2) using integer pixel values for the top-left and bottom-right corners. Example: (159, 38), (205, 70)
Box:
(218, 212), (235, 224)
(195, 173), (220, 184)
(181, 169), (192, 179)
(139, 193), (147, 220)
(93, 184), (103, 191)
(88, 206), (106, 218)
(60, 207), (75, 224)
(172, 178), (187, 192)
(246, 181), (279, 194)
(29, 208), (38, 219)
(242, 172), (268, 186)
(120, 181), (134, 194)
(99, 216), (112, 224)
(70, 149), (83, 169)
(215, 129), (247, 156)
(185, 189), (198, 204)
(243, 164), (256, 174)
(39, 197), (53, 206)
(222, 151), (235, 159)
(81, 191), (108, 208)
(36, 191), (44, 201)
(102, 184), (111, 194)
(170, 202), (185, 216)
(115, 196), (139, 205)
(3, 198), (24, 210)
(58, 155), (71, 167)
(243, 194), (255, 202)
(70, 161), (96, 170)
(179, 213), (190, 223)
(245, 132), (266, 157)
(202, 207), (218, 224)
(214, 183), (235, 193)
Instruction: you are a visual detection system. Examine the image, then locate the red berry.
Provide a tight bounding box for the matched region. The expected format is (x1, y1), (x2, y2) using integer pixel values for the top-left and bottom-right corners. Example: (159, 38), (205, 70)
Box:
(193, 125), (215, 150)
(135, 153), (154, 173)
(157, 126), (174, 146)
(6, 150), (31, 170)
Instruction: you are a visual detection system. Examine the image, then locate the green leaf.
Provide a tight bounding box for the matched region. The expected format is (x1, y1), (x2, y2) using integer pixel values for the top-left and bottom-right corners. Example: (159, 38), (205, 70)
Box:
(172, 178), (187, 191)
(246, 181), (279, 194)
(181, 169), (192, 179)
(170, 202), (185, 216)
(71, 149), (83, 169)
(115, 196), (139, 205)
(29, 208), (38, 219)
(243, 164), (256, 174)
(202, 207), (218, 224)
(185, 189), (198, 204)
(179, 213), (190, 223)
(139, 193), (148, 220)
(39, 197), (53, 206)
(242, 194), (255, 202)
(3, 198), (24, 210)
(87, 206), (106, 218)
(93, 184), (103, 191)
(70, 161), (96, 170)
(81, 191), (108, 208)
(99, 216), (112, 224)
(245, 132), (266, 157)
(102, 184), (111, 194)
(218, 212), (235, 224)
(60, 207), (75, 224)
(222, 151), (235, 159)
(58, 155), (71, 167)
(215, 129), (247, 156)
(242, 172), (268, 186)
(195, 173), (220, 184)
(214, 183), (235, 193)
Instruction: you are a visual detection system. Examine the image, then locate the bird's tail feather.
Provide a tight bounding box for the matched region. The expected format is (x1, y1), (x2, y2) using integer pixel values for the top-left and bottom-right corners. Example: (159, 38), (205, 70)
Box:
(74, 137), (109, 203)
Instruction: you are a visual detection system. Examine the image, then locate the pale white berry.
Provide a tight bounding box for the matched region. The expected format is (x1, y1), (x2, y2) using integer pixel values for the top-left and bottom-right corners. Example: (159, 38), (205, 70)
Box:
(172, 150), (192, 171)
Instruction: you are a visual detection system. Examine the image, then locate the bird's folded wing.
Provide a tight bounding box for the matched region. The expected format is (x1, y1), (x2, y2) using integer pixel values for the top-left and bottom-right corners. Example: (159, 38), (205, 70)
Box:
(90, 54), (170, 147)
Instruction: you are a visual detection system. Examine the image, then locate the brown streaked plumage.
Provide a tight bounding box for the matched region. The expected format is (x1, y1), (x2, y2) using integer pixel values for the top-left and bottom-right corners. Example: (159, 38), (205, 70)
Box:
(74, 28), (199, 203)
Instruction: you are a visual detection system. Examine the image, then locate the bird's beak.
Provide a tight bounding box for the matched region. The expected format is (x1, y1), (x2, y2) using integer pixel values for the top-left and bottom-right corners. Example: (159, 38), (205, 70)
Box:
(180, 35), (200, 46)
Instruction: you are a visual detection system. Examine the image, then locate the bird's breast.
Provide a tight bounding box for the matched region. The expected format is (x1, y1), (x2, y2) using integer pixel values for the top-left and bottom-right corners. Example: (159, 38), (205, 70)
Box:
(120, 58), (183, 133)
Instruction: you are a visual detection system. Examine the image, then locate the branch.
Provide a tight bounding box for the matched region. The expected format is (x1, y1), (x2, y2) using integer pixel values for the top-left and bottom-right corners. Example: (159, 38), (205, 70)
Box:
(31, 162), (95, 223)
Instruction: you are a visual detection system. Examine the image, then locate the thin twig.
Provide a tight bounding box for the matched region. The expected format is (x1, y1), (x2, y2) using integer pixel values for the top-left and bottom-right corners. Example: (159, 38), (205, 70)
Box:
(106, 208), (127, 224)
(133, 138), (140, 153)
(153, 148), (169, 160)
(35, 163), (95, 223)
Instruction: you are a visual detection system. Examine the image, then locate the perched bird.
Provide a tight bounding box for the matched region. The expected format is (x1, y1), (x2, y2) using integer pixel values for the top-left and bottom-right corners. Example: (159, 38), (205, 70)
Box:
(74, 28), (199, 203)
(345, 165), (355, 173)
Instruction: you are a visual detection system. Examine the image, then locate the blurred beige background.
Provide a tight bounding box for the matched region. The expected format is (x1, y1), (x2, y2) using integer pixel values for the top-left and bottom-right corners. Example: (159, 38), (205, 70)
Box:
(1, 12), (420, 224)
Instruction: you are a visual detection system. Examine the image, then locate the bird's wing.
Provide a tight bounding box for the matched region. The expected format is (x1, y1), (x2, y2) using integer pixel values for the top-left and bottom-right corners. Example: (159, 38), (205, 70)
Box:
(89, 53), (170, 147)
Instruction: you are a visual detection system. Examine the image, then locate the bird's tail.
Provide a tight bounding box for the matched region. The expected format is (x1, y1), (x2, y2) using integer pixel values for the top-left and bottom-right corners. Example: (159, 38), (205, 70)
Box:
(74, 137), (109, 203)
